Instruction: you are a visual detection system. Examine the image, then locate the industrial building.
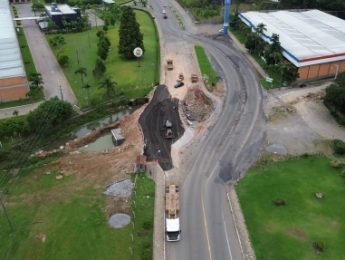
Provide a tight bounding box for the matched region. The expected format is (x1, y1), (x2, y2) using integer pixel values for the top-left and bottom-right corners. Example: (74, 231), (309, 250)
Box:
(0, 0), (29, 101)
(45, 4), (81, 28)
(239, 10), (345, 81)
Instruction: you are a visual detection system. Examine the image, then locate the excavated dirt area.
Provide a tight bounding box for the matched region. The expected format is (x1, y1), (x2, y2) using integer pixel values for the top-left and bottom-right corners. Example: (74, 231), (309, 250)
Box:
(183, 86), (213, 122)
(139, 85), (184, 170)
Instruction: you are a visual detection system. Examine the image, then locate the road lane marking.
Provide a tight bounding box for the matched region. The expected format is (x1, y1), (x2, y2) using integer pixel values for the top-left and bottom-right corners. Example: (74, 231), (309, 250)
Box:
(227, 192), (245, 259)
(201, 197), (213, 260)
(222, 214), (233, 260)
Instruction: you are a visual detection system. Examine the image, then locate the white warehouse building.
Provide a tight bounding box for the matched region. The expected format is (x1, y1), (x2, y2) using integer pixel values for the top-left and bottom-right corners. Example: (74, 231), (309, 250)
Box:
(239, 10), (345, 81)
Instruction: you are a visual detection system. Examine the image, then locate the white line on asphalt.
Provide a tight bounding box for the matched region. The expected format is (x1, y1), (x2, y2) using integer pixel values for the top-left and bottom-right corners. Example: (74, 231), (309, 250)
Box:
(227, 192), (245, 259)
(222, 214), (233, 260)
(201, 197), (213, 260)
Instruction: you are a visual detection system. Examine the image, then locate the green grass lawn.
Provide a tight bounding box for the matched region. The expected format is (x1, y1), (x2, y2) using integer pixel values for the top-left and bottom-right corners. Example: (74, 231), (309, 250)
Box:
(0, 159), (155, 260)
(47, 10), (159, 107)
(194, 45), (217, 90)
(236, 156), (345, 260)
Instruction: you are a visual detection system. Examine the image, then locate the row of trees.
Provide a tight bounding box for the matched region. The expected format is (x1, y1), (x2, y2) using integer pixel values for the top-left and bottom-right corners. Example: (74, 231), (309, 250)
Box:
(239, 21), (298, 84)
(0, 98), (73, 139)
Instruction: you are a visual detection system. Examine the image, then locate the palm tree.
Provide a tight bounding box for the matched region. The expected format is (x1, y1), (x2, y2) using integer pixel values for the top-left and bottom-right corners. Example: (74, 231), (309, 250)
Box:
(74, 67), (87, 86)
(99, 77), (117, 98)
(255, 23), (267, 36)
(29, 73), (44, 89)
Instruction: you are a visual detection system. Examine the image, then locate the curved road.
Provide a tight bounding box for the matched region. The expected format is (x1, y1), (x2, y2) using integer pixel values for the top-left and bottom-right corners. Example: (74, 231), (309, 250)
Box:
(148, 1), (266, 260)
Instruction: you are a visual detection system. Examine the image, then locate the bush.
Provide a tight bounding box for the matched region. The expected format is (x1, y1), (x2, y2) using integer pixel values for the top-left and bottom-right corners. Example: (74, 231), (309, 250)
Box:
(332, 139), (345, 155)
(330, 159), (345, 168)
(142, 221), (152, 230)
(0, 116), (29, 139)
(93, 59), (106, 77)
(58, 54), (69, 67)
(312, 241), (325, 255)
(272, 198), (286, 206)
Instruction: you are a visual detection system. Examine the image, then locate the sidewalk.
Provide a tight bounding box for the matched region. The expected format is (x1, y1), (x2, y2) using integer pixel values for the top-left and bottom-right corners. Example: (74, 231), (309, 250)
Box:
(0, 101), (42, 119)
(147, 162), (165, 260)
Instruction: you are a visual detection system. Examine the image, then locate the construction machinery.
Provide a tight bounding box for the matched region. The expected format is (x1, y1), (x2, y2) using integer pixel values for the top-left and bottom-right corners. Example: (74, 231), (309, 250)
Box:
(166, 59), (174, 70)
(165, 184), (181, 241)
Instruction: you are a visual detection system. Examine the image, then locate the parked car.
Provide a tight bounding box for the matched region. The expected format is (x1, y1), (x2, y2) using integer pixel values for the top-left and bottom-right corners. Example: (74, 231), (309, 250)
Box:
(174, 80), (184, 88)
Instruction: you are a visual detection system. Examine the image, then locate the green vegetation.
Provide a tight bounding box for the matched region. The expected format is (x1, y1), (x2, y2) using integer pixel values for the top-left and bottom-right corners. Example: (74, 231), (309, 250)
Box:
(231, 22), (298, 89)
(47, 10), (159, 107)
(17, 28), (37, 77)
(175, 0), (221, 21)
(118, 6), (144, 59)
(331, 139), (345, 155)
(169, 5), (185, 30)
(324, 73), (345, 126)
(237, 156), (345, 260)
(194, 45), (217, 89)
(132, 173), (155, 260)
(0, 158), (155, 260)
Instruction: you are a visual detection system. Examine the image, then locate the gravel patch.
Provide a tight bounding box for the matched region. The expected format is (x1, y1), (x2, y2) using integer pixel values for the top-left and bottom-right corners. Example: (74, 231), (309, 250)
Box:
(104, 179), (133, 198)
(108, 213), (131, 228)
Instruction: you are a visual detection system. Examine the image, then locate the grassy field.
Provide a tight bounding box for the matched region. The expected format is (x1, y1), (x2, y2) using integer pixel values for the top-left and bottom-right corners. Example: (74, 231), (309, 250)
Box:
(236, 156), (345, 260)
(0, 159), (155, 260)
(47, 10), (159, 107)
(194, 45), (217, 89)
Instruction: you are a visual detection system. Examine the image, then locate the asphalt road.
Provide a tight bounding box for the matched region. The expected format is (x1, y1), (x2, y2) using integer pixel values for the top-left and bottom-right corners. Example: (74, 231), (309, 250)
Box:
(148, 1), (266, 260)
(16, 4), (77, 104)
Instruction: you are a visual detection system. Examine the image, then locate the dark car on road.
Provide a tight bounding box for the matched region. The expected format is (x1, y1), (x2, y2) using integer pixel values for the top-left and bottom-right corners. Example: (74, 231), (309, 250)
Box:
(174, 80), (184, 88)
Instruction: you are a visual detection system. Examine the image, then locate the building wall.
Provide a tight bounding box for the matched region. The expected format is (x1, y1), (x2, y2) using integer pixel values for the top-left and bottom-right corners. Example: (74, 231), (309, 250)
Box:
(298, 60), (345, 80)
(0, 76), (29, 101)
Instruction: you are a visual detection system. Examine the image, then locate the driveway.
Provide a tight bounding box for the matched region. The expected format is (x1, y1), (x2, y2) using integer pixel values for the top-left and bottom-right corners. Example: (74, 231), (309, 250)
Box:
(16, 4), (77, 104)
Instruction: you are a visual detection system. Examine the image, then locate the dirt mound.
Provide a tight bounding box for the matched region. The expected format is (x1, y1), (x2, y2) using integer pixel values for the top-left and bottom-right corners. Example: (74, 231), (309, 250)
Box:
(183, 87), (213, 122)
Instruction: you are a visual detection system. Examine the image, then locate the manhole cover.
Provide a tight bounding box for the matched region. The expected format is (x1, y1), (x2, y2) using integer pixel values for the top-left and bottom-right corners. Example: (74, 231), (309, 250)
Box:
(108, 213), (131, 228)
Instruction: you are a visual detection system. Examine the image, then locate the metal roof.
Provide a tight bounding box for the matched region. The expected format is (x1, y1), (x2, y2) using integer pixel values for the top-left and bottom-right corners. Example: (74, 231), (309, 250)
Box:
(0, 0), (26, 79)
(239, 10), (345, 67)
(45, 4), (76, 16)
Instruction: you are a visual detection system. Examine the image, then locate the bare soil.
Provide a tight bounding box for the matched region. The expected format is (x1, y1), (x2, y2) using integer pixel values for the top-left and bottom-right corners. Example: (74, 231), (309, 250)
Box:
(266, 82), (345, 155)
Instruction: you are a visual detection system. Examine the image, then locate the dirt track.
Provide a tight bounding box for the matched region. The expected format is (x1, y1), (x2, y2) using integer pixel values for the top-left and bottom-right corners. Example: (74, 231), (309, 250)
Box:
(139, 85), (184, 170)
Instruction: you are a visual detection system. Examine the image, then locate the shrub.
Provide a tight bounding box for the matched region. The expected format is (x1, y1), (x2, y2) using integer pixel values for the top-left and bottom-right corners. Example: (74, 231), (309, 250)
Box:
(332, 139), (345, 155)
(93, 59), (106, 77)
(330, 159), (345, 168)
(142, 221), (152, 230)
(312, 241), (325, 255)
(58, 54), (69, 67)
(272, 198), (286, 206)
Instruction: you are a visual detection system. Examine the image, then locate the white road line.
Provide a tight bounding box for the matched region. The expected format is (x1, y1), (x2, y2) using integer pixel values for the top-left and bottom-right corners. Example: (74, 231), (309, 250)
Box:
(227, 192), (245, 259)
(201, 197), (213, 260)
(222, 214), (233, 260)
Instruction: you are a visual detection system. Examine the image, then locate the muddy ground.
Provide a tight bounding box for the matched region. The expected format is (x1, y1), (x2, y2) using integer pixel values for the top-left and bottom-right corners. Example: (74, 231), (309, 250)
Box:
(139, 85), (184, 170)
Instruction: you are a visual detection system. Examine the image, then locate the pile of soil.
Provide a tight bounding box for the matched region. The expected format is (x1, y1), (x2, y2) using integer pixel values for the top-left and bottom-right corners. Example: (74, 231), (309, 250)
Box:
(139, 85), (184, 170)
(183, 87), (213, 122)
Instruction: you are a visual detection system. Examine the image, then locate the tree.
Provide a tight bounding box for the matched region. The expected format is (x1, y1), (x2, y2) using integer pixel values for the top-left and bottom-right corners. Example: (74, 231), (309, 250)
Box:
(118, 6), (144, 59)
(280, 60), (299, 85)
(264, 33), (282, 65)
(324, 84), (345, 115)
(49, 35), (65, 49)
(93, 59), (106, 77)
(29, 73), (44, 90)
(99, 77), (117, 98)
(255, 23), (267, 36)
(335, 72), (345, 86)
(31, 1), (44, 15)
(58, 54), (69, 67)
(74, 67), (87, 86)
(27, 97), (73, 134)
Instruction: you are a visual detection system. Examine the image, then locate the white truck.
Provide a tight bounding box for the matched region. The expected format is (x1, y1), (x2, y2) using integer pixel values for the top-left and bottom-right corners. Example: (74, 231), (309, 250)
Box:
(165, 184), (181, 241)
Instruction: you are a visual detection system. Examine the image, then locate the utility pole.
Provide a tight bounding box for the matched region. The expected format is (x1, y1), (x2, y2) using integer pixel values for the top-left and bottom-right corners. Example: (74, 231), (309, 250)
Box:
(0, 192), (14, 233)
